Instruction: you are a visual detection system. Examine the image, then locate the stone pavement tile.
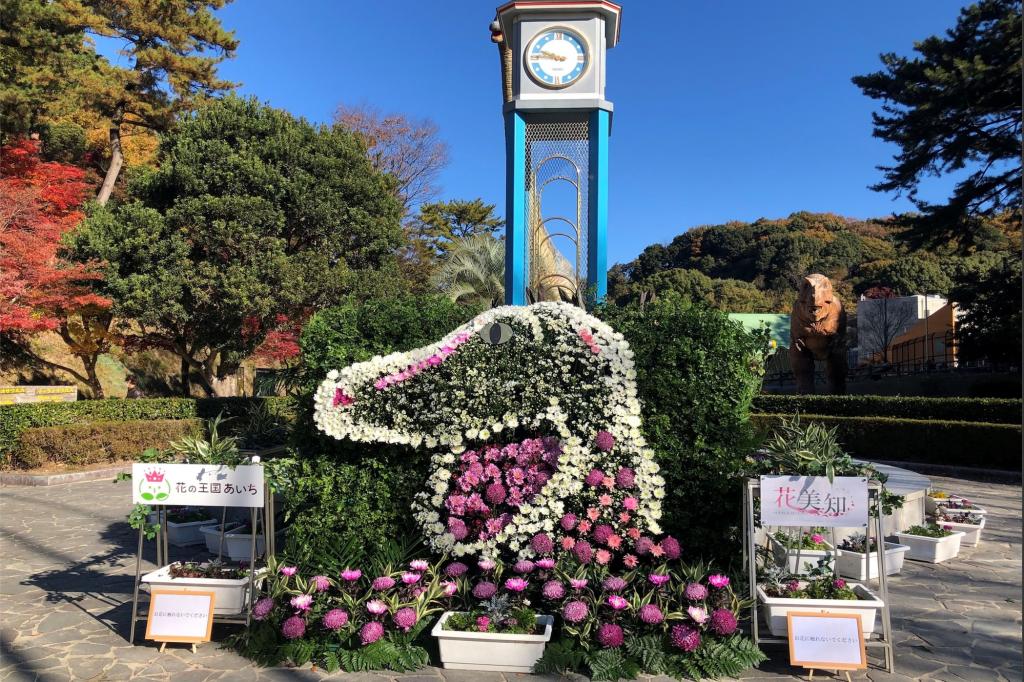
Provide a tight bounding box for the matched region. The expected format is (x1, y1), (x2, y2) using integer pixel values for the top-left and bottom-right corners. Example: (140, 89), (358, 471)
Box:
(440, 669), (506, 681)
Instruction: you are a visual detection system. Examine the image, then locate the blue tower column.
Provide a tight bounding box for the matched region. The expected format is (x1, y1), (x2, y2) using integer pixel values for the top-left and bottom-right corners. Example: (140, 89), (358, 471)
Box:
(504, 111), (527, 305)
(587, 109), (610, 302)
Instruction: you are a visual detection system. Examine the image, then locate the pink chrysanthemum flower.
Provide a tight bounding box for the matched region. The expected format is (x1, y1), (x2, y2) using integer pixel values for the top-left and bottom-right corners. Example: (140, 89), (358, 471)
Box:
(710, 609), (738, 635)
(444, 562), (468, 577)
(597, 623), (624, 648)
(639, 604), (664, 624)
(536, 558), (556, 570)
(473, 581), (497, 599)
(560, 513), (578, 531)
(322, 609), (349, 630)
(593, 524), (614, 544)
(661, 536), (681, 560)
(708, 574), (730, 589)
(360, 621), (384, 645)
(401, 572), (421, 585)
(563, 600), (589, 623)
(684, 582), (708, 601)
(574, 540), (593, 564)
(595, 430), (615, 452)
(340, 568), (361, 581)
(393, 607), (417, 631)
(585, 469), (605, 487)
(531, 533), (554, 554)
(477, 558), (496, 571)
(312, 575), (331, 592)
(252, 597), (274, 621)
(607, 595), (629, 610)
(281, 615), (305, 640)
(602, 576), (628, 592)
(670, 624), (701, 652)
(513, 560), (535, 574)
(409, 559), (429, 572)
(485, 482), (506, 505)
(615, 466), (635, 488)
(648, 574), (671, 587)
(476, 615), (490, 632)
(542, 580), (566, 600)
(448, 518), (468, 540)
(279, 566), (297, 577)
(595, 549), (612, 565)
(623, 554), (639, 568)
(372, 576), (396, 590)
(504, 577), (528, 592)
(688, 605), (708, 624)
(290, 594), (313, 611)
(366, 599), (388, 615)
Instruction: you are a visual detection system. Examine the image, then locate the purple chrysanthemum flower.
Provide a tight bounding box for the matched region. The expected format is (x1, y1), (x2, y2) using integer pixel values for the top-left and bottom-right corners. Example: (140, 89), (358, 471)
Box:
(615, 467), (635, 488)
(560, 513), (578, 531)
(252, 597), (274, 621)
(281, 615), (306, 640)
(574, 540), (593, 564)
(602, 576), (628, 592)
(585, 468), (605, 487)
(485, 482), (506, 505)
(542, 580), (566, 600)
(322, 609), (349, 630)
(563, 600), (589, 623)
(597, 623), (624, 648)
(635, 537), (655, 555)
(709, 608), (738, 635)
(661, 536), (681, 560)
(372, 576), (396, 590)
(444, 562), (468, 578)
(595, 431), (615, 452)
(513, 560), (535, 574)
(472, 581), (497, 599)
(448, 517), (468, 540)
(639, 604), (664, 624)
(360, 621), (384, 645)
(531, 533), (554, 554)
(684, 582), (708, 601)
(593, 524), (614, 544)
(393, 607), (417, 631)
(670, 623), (701, 652)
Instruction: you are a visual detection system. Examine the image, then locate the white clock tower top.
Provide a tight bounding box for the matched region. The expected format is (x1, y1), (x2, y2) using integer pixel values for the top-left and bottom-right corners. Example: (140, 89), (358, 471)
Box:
(493, 0), (622, 113)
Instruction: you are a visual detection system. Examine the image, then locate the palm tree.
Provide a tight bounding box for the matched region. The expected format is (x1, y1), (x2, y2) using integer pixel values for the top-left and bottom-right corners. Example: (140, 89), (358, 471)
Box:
(431, 234), (505, 307)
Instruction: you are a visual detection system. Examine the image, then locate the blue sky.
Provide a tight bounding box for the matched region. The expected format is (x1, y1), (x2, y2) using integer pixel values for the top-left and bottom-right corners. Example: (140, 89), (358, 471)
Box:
(102, 1), (971, 265)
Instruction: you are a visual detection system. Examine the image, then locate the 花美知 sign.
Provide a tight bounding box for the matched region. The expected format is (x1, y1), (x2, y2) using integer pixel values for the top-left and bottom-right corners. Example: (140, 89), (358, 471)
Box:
(132, 463), (264, 508)
(787, 612), (866, 670)
(760, 475), (868, 527)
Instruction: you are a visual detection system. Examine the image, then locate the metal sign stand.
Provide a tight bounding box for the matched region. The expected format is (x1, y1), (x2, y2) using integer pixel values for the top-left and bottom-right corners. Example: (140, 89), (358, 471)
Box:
(128, 481), (275, 644)
(742, 478), (894, 674)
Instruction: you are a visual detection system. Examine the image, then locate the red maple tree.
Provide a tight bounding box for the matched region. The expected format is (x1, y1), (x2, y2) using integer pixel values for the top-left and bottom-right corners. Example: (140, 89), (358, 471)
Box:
(1, 138), (114, 396)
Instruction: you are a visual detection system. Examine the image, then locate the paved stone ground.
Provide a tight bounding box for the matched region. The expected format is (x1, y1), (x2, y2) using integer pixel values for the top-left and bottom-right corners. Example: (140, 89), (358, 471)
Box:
(1, 474), (1020, 681)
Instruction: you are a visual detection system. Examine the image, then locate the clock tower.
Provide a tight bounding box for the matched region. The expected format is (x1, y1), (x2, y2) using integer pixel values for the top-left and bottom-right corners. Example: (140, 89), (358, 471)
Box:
(491, 1), (621, 305)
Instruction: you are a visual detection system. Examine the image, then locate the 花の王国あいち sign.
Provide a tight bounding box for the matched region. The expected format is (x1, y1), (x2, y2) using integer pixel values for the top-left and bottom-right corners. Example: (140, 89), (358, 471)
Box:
(760, 476), (868, 527)
(132, 464), (264, 508)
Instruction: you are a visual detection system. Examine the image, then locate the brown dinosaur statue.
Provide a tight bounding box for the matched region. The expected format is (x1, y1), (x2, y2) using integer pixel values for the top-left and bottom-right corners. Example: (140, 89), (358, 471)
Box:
(790, 274), (847, 394)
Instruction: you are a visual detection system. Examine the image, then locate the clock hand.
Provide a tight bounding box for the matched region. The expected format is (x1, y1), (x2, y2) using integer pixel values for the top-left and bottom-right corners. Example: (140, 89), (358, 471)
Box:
(537, 50), (567, 62)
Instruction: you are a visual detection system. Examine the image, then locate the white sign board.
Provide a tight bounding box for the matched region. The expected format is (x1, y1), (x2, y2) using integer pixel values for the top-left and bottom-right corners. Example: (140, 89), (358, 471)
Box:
(787, 612), (866, 670)
(145, 590), (215, 643)
(132, 463), (264, 507)
(760, 475), (868, 527)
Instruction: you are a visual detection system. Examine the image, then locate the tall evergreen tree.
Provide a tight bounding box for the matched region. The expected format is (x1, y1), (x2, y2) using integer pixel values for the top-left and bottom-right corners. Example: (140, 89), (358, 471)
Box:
(852, 0), (1022, 249)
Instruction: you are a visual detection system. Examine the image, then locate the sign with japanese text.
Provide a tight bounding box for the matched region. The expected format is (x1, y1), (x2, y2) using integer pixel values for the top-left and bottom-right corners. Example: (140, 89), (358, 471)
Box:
(145, 589), (216, 643)
(132, 463), (264, 508)
(787, 612), (866, 670)
(0, 385), (77, 405)
(760, 475), (868, 527)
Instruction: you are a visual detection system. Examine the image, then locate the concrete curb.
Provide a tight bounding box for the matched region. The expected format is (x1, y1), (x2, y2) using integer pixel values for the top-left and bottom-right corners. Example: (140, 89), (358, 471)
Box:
(0, 464), (131, 487)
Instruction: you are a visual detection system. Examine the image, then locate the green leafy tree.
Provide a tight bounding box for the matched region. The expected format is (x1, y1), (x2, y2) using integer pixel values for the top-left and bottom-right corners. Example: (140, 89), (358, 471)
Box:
(414, 198), (504, 257)
(852, 0), (1022, 249)
(60, 0), (239, 204)
(950, 254), (1021, 364)
(857, 255), (954, 296)
(71, 96), (402, 396)
(430, 234), (505, 308)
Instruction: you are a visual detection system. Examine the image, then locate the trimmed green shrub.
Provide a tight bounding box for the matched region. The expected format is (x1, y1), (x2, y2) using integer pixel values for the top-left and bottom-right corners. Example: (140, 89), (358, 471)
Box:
(752, 414), (1022, 471)
(598, 296), (769, 558)
(0, 397), (291, 462)
(753, 394), (1021, 424)
(11, 418), (203, 469)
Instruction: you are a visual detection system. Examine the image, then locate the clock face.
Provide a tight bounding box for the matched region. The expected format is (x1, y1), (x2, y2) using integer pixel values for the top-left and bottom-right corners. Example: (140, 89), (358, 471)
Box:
(525, 28), (588, 88)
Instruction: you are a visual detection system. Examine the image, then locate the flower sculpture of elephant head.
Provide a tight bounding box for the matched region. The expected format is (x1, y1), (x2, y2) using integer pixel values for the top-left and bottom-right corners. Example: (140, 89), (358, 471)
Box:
(314, 302), (668, 561)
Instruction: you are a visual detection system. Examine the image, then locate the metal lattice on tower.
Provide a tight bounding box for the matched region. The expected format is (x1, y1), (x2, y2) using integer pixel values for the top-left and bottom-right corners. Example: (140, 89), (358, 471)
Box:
(525, 117), (589, 301)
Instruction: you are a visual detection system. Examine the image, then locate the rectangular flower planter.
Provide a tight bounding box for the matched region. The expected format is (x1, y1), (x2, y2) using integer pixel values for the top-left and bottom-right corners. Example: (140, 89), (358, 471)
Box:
(432, 611), (553, 672)
(756, 583), (883, 637)
(768, 534), (835, 575)
(141, 564), (266, 616)
(836, 542), (910, 581)
(926, 495), (986, 515)
(199, 522), (243, 555)
(894, 530), (965, 563)
(221, 527), (267, 562)
(936, 515), (986, 546)
(146, 513), (219, 547)
(935, 501), (988, 516)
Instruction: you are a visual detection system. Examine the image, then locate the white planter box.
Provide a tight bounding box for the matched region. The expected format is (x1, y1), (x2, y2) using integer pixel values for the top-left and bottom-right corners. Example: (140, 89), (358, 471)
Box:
(935, 515), (985, 546)
(894, 530), (965, 563)
(836, 542), (910, 580)
(936, 502), (988, 516)
(222, 528), (266, 561)
(432, 611), (553, 672)
(200, 522), (243, 555)
(926, 495), (985, 515)
(146, 513), (219, 547)
(768, 534), (834, 575)
(142, 564), (266, 615)
(757, 583), (883, 637)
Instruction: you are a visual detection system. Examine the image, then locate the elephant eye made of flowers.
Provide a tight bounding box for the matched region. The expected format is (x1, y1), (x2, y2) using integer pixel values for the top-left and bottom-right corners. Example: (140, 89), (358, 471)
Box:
(478, 322), (514, 346)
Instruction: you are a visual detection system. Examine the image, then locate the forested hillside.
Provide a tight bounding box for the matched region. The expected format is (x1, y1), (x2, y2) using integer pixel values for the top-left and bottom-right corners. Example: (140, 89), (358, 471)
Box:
(608, 211), (1019, 312)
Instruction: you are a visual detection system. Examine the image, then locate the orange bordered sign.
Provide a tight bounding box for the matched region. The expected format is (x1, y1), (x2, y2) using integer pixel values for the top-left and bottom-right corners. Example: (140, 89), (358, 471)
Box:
(787, 611), (866, 671)
(145, 589), (216, 644)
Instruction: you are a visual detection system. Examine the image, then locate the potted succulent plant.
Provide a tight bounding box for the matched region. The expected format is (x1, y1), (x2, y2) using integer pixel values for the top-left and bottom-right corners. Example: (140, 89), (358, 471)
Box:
(432, 593), (553, 673)
(932, 511), (986, 546)
(895, 524), (965, 563)
(142, 561), (266, 615)
(767, 529), (835, 575)
(756, 560), (884, 637)
(835, 533), (909, 580)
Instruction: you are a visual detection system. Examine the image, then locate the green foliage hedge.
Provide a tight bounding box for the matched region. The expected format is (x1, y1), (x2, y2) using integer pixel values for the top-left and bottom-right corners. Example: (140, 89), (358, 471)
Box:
(0, 397), (291, 462)
(752, 413), (1022, 471)
(10, 419), (203, 470)
(753, 394), (1021, 424)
